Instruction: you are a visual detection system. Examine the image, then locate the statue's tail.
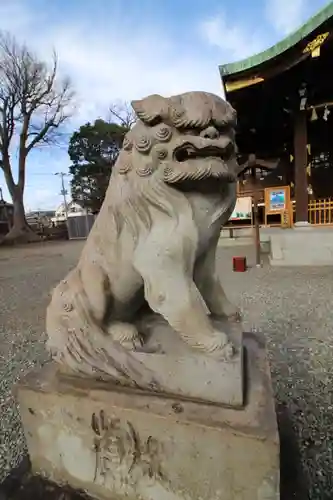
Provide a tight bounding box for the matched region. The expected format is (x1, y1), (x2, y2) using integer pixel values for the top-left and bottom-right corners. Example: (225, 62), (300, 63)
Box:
(46, 285), (160, 391)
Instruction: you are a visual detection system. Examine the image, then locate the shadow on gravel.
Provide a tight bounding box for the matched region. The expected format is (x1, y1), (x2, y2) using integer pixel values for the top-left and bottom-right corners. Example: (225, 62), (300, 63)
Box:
(278, 403), (309, 499)
(0, 458), (89, 500)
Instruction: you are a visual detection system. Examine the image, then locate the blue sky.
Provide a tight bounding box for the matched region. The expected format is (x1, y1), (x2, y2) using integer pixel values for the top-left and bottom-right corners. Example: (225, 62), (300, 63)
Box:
(0, 0), (330, 211)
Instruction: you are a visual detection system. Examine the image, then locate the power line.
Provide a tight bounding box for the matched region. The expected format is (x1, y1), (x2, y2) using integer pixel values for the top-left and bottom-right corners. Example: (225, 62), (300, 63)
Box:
(28, 172), (59, 176)
(28, 172), (71, 177)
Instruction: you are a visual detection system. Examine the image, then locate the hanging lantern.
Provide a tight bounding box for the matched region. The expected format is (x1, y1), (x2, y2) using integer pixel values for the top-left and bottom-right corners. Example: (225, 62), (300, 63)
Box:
(299, 84), (307, 110)
(310, 108), (318, 121)
(300, 98), (307, 110)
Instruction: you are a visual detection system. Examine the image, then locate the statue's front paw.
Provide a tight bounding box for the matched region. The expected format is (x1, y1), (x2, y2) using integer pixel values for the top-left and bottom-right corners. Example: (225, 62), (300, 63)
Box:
(197, 330), (234, 360)
(210, 331), (234, 360)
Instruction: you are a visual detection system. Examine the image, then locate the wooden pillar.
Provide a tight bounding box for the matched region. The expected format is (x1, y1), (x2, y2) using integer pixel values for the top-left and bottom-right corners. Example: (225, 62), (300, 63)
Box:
(294, 110), (308, 223)
(249, 154), (261, 266)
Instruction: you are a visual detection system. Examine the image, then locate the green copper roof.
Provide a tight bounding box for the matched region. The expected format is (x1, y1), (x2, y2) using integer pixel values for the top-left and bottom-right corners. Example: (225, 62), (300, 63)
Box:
(219, 1), (333, 77)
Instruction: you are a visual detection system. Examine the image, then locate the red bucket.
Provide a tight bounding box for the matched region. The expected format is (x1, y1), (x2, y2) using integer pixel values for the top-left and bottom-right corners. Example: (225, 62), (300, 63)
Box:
(233, 256), (247, 272)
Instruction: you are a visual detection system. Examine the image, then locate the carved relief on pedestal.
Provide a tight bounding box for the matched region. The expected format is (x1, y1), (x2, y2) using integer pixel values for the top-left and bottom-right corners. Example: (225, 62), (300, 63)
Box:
(91, 410), (164, 486)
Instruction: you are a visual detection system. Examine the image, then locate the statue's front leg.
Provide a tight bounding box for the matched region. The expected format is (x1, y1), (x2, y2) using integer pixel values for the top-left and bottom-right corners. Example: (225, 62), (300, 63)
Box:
(194, 238), (241, 322)
(134, 249), (233, 359)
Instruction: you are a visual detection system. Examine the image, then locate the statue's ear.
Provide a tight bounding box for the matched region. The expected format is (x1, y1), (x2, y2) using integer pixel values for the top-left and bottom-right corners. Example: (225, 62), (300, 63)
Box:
(131, 94), (169, 125)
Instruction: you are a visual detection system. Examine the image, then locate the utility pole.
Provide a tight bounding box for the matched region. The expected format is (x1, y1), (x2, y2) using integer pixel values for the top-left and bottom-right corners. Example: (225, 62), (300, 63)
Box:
(55, 172), (69, 219)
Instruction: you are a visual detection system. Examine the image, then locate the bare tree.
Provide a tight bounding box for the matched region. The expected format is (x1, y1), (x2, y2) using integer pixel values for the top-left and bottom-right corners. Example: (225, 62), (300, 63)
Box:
(109, 100), (136, 129)
(0, 32), (75, 243)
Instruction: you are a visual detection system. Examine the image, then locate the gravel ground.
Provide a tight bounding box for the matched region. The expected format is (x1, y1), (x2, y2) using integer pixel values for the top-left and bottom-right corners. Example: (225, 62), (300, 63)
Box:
(1, 240), (333, 499)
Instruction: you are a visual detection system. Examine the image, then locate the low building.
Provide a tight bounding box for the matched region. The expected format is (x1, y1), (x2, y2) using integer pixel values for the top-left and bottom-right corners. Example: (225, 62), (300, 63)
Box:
(0, 199), (13, 235)
(26, 210), (56, 230)
(51, 201), (88, 226)
(51, 201), (95, 239)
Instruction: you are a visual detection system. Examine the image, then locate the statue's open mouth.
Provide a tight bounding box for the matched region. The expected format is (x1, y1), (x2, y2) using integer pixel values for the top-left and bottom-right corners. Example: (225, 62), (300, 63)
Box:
(167, 142), (237, 184)
(174, 143), (229, 162)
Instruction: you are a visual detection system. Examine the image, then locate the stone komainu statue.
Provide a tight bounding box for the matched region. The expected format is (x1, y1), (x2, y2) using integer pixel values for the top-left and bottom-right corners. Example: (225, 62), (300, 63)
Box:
(46, 91), (240, 391)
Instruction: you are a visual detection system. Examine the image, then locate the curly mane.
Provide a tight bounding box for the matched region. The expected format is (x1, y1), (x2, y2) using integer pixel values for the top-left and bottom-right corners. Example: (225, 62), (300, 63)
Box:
(106, 171), (188, 243)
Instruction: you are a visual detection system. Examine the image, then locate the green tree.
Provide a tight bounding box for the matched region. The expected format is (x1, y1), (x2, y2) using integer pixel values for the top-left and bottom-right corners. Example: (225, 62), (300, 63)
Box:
(68, 119), (128, 213)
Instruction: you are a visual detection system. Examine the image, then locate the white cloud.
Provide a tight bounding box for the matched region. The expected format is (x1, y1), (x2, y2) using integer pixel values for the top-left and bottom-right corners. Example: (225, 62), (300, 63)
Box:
(50, 27), (223, 126)
(265, 0), (308, 36)
(0, 2), (225, 127)
(0, 0), (236, 209)
(0, 2), (225, 209)
(199, 14), (265, 61)
(0, 2), (263, 128)
(0, 1), (266, 209)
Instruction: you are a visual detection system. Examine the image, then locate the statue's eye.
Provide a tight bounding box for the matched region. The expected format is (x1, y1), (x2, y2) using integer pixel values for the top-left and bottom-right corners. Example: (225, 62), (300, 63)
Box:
(181, 128), (200, 136)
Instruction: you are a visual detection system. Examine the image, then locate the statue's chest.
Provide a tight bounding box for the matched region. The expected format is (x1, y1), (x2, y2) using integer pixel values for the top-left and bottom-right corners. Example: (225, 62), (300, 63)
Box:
(185, 193), (223, 252)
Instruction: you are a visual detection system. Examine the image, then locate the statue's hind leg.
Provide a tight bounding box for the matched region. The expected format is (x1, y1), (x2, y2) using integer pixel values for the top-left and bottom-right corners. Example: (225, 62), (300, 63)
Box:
(46, 271), (161, 390)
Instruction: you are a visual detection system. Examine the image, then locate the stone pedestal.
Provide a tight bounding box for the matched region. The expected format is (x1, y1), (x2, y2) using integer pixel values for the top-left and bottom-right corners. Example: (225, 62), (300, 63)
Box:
(16, 333), (279, 500)
(134, 316), (244, 407)
(269, 226), (333, 266)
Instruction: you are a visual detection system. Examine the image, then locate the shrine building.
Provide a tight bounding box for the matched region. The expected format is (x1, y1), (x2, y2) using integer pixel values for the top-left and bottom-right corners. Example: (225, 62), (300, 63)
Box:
(220, 2), (333, 228)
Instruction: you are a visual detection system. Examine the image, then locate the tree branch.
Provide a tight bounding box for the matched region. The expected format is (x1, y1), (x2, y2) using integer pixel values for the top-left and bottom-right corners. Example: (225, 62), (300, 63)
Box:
(1, 149), (16, 198)
(109, 101), (136, 128)
(0, 31), (75, 204)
